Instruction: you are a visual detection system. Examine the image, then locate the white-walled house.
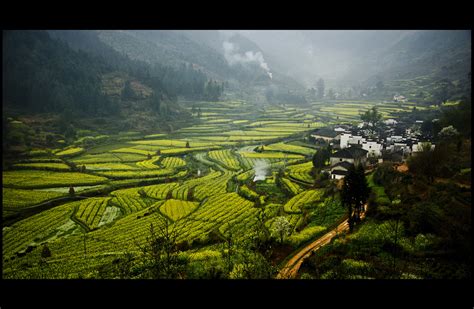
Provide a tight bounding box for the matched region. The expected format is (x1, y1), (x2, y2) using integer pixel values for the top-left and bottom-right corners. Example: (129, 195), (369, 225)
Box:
(395, 143), (411, 156)
(386, 135), (404, 144)
(348, 135), (366, 146)
(340, 133), (367, 149)
(340, 133), (351, 149)
(361, 141), (383, 157)
(393, 95), (407, 102)
(386, 143), (411, 156)
(384, 119), (398, 126)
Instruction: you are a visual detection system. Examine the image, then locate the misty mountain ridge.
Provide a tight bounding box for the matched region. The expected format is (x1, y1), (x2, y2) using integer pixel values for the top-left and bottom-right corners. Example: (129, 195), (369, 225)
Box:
(230, 30), (471, 91)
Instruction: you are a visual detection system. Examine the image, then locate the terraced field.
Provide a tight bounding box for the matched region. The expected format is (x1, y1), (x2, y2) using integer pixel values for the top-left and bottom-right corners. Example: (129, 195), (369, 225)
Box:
(280, 177), (304, 195)
(3, 99), (383, 278)
(3, 170), (109, 189)
(265, 142), (314, 156)
(13, 162), (71, 171)
(136, 156), (160, 169)
(161, 157), (186, 169)
(283, 189), (325, 213)
(95, 168), (175, 179)
(159, 199), (199, 221)
(74, 197), (111, 230)
(84, 162), (139, 170)
(287, 161), (315, 185)
(143, 183), (179, 199)
(208, 149), (241, 171)
(3, 188), (66, 209)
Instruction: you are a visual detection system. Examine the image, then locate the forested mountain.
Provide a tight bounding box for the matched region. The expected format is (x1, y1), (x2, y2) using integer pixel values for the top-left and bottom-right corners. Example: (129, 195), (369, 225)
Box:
(94, 30), (233, 80)
(3, 30), (225, 119)
(3, 30), (114, 115)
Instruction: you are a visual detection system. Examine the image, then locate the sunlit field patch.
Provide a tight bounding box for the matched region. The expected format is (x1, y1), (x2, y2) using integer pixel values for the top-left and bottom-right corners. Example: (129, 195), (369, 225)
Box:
(72, 152), (147, 164)
(3, 188), (66, 209)
(3, 170), (109, 189)
(83, 162), (139, 170)
(13, 162), (71, 171)
(159, 199), (199, 221)
(55, 147), (84, 157)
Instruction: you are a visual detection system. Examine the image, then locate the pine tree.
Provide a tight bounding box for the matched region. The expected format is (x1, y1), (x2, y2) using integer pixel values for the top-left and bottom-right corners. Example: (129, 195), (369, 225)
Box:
(341, 164), (370, 231)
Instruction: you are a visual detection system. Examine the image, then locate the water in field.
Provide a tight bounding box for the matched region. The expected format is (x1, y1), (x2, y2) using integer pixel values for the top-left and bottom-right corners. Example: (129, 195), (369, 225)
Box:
(253, 159), (269, 182)
(98, 206), (121, 227)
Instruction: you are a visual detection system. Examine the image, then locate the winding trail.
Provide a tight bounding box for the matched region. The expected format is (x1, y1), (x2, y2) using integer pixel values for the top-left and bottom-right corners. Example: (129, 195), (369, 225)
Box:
(277, 206), (366, 279)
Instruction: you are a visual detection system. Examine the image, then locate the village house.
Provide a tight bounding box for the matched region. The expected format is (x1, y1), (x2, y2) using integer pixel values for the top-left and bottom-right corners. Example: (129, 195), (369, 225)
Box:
(384, 119), (398, 126)
(361, 140), (383, 157)
(334, 127), (348, 133)
(330, 161), (353, 180)
(339, 133), (367, 149)
(329, 147), (368, 179)
(339, 133), (351, 149)
(330, 147), (368, 166)
(348, 135), (366, 147)
(387, 142), (412, 157)
(393, 95), (407, 102)
(386, 135), (404, 144)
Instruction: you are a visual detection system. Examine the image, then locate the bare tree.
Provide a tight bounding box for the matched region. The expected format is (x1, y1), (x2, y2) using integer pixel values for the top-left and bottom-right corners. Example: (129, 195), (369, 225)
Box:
(138, 216), (188, 279)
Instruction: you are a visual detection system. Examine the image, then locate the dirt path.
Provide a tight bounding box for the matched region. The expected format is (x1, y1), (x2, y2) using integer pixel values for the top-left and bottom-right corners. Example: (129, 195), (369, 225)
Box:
(277, 207), (366, 279)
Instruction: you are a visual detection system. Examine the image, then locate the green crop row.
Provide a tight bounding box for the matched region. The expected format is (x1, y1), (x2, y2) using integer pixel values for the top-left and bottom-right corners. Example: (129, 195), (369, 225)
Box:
(283, 189), (324, 213)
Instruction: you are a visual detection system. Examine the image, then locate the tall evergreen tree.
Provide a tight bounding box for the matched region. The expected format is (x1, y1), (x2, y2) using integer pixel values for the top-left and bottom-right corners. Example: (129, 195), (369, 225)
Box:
(341, 164), (370, 231)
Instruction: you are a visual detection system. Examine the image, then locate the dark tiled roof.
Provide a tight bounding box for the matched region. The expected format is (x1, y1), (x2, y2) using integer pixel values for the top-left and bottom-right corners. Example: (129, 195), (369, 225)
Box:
(331, 147), (368, 159)
(312, 127), (338, 138)
(331, 170), (348, 176)
(331, 161), (353, 170)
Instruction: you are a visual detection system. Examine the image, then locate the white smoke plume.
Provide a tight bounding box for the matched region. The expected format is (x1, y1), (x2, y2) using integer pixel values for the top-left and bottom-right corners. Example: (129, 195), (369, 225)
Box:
(223, 41), (273, 79)
(253, 159), (270, 182)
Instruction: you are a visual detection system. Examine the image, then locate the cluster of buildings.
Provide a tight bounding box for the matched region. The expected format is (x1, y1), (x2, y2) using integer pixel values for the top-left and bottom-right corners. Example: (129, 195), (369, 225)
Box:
(311, 118), (435, 180)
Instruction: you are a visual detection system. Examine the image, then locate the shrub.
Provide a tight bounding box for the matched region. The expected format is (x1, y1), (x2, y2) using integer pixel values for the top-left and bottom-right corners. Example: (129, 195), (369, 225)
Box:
(41, 244), (52, 258)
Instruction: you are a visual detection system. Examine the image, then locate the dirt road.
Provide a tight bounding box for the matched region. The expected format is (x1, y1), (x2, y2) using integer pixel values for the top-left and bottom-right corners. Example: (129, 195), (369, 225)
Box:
(277, 208), (366, 279)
